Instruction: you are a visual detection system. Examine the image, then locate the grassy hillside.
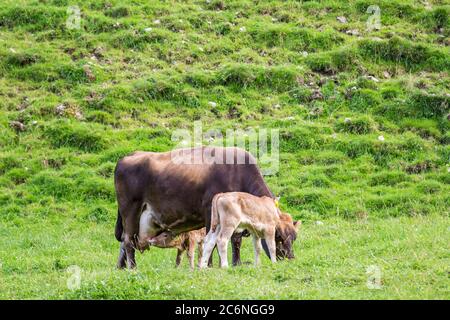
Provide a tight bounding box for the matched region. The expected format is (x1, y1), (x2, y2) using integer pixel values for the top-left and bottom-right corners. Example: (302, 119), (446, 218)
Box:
(0, 0), (449, 299)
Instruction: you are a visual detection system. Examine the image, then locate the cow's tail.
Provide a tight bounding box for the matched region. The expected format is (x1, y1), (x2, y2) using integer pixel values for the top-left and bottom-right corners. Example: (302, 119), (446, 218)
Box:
(210, 194), (221, 233)
(115, 209), (123, 242)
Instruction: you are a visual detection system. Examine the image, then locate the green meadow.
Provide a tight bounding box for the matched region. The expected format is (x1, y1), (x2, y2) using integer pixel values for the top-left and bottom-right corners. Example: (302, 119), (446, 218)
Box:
(0, 0), (449, 299)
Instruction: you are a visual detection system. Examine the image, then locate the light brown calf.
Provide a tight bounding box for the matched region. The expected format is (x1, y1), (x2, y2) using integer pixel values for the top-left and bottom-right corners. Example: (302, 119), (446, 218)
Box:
(148, 228), (206, 269)
(200, 192), (300, 268)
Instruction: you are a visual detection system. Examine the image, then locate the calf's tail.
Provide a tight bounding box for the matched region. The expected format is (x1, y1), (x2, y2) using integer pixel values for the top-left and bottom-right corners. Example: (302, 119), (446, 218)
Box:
(210, 194), (221, 233)
(115, 209), (123, 242)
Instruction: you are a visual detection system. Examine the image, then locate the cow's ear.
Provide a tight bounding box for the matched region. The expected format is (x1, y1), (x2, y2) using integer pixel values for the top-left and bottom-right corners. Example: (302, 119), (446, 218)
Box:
(293, 220), (302, 232)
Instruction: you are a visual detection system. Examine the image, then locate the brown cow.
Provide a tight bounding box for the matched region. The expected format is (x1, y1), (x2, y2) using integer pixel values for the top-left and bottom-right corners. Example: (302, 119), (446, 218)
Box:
(147, 228), (206, 269)
(200, 192), (300, 268)
(114, 147), (295, 269)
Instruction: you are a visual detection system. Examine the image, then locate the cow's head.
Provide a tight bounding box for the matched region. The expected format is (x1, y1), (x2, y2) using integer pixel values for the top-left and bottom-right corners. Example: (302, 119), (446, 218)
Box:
(275, 213), (301, 260)
(148, 231), (177, 248)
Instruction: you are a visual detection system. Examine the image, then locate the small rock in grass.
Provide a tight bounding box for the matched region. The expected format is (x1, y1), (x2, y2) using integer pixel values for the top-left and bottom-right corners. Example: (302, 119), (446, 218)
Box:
(423, 1), (432, 10)
(346, 29), (360, 36)
(239, 26), (246, 32)
(83, 64), (96, 81)
(344, 117), (351, 123)
(9, 121), (26, 132)
(296, 77), (304, 85)
(17, 97), (30, 111)
(311, 89), (323, 100)
(144, 27), (152, 32)
(301, 51), (308, 57)
(337, 16), (347, 23)
(93, 47), (104, 58)
(366, 75), (379, 82)
(383, 71), (391, 79)
(315, 221), (324, 225)
(153, 19), (161, 25)
(55, 104), (66, 115)
(208, 101), (217, 108)
(309, 107), (323, 116)
(74, 111), (84, 120)
(378, 135), (385, 142)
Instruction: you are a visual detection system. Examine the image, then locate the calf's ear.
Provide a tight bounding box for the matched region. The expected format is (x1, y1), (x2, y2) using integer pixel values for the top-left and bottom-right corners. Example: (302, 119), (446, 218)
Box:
(293, 220), (302, 233)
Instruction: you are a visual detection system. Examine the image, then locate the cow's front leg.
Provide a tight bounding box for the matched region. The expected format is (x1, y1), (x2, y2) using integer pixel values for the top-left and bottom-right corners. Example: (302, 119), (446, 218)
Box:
(231, 232), (243, 266)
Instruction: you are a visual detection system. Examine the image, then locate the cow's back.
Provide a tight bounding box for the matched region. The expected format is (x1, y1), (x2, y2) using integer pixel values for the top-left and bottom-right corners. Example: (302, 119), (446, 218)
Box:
(114, 147), (273, 237)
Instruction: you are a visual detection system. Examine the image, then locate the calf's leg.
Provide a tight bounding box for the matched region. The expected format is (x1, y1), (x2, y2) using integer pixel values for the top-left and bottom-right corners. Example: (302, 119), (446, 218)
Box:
(200, 229), (219, 268)
(175, 249), (183, 267)
(265, 228), (277, 263)
(187, 240), (196, 270)
(203, 202), (214, 267)
(252, 235), (262, 266)
(217, 227), (235, 268)
(197, 241), (203, 268)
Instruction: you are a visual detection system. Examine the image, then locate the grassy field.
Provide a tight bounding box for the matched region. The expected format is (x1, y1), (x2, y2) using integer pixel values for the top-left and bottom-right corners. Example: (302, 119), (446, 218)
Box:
(0, 0), (449, 299)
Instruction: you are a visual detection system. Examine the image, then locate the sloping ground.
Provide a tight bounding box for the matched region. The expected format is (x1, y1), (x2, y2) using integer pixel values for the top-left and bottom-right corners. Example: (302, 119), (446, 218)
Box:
(0, 0), (448, 299)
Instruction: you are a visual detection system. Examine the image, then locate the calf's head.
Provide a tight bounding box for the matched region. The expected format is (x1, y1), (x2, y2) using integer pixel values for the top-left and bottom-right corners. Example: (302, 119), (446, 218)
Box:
(148, 231), (177, 248)
(274, 213), (301, 260)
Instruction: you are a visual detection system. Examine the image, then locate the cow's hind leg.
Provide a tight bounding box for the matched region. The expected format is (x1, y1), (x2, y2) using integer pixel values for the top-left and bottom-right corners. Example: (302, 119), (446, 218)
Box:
(122, 201), (142, 269)
(231, 232), (243, 266)
(117, 241), (127, 269)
